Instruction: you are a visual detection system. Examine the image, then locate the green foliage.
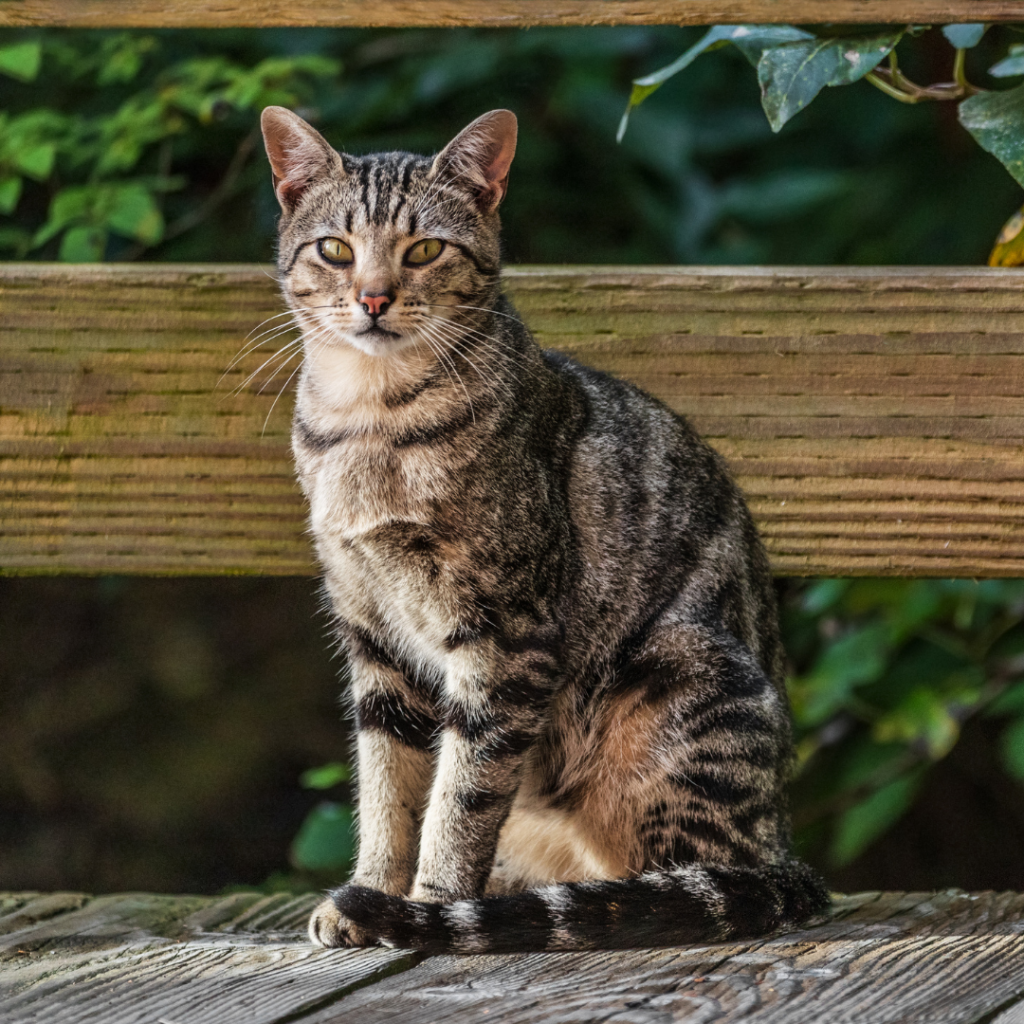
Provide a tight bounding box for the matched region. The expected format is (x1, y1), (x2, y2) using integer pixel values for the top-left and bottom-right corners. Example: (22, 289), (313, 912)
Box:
(622, 21), (1024, 192)
(1, 26), (1020, 266)
(785, 579), (1024, 866)
(0, 31), (338, 260)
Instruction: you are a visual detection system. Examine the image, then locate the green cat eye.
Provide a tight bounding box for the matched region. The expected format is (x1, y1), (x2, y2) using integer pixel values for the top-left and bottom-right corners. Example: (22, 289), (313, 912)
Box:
(318, 237), (354, 265)
(405, 238), (445, 266)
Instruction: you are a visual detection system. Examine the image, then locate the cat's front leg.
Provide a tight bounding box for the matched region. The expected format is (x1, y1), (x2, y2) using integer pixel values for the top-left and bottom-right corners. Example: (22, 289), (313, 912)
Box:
(310, 628), (437, 947)
(410, 636), (558, 903)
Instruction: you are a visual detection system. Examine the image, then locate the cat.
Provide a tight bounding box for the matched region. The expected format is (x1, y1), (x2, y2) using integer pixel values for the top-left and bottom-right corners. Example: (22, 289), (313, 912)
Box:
(259, 104), (830, 953)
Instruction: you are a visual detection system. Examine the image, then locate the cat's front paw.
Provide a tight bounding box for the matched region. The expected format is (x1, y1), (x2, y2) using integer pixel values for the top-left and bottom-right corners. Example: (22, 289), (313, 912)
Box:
(308, 892), (378, 948)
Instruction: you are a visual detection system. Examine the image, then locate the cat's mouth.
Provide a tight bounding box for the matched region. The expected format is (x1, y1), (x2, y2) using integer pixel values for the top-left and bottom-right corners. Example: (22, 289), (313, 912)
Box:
(357, 325), (402, 341)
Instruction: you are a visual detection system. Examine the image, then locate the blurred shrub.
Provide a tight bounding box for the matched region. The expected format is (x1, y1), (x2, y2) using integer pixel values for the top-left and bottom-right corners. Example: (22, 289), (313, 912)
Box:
(784, 579), (1024, 867)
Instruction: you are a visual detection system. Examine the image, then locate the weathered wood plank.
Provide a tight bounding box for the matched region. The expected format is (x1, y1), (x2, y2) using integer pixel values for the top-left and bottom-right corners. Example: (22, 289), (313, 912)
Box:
(0, 891), (417, 1024)
(0, 0), (1019, 28)
(4, 263), (1024, 577)
(303, 890), (1024, 1024)
(6, 890), (1024, 1023)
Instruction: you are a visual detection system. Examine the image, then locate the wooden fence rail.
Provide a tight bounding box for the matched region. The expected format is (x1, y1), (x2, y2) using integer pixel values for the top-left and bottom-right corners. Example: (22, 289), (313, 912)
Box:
(3, 263), (1024, 577)
(1, 1), (1022, 29)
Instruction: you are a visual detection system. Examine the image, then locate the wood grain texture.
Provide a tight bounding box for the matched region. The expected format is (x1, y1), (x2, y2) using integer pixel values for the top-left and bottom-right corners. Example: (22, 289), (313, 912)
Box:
(0, 0), (1021, 28)
(6, 889), (1024, 1024)
(306, 890), (1024, 1024)
(4, 263), (1024, 577)
(0, 891), (415, 1024)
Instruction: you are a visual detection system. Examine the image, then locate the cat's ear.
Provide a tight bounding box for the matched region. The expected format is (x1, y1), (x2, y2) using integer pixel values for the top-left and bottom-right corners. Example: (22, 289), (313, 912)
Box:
(431, 109), (517, 214)
(260, 106), (342, 213)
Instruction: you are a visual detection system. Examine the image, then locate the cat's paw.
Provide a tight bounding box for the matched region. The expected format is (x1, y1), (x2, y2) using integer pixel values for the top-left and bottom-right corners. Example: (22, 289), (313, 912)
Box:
(308, 893), (378, 948)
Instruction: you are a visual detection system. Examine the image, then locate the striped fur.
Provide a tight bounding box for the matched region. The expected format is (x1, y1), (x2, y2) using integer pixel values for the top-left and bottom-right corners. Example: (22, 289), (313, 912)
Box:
(260, 106), (830, 952)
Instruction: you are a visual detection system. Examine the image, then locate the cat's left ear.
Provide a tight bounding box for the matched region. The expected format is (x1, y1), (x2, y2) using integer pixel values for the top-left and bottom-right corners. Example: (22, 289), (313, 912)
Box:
(431, 110), (517, 214)
(261, 106), (342, 213)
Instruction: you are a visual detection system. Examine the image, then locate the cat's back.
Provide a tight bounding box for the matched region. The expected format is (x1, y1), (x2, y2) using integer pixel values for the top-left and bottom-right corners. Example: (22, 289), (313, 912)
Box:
(539, 348), (783, 688)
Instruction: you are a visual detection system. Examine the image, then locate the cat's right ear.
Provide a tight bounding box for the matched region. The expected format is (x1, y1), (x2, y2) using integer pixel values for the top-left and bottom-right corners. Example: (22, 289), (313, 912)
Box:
(260, 106), (342, 213)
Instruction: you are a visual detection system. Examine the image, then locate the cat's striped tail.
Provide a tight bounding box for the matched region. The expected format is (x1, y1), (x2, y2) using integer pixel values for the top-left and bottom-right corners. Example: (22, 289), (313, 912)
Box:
(331, 860), (830, 953)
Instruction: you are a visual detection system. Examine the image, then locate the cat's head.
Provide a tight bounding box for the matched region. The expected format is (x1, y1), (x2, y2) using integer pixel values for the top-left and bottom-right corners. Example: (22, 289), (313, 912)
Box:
(260, 107), (517, 360)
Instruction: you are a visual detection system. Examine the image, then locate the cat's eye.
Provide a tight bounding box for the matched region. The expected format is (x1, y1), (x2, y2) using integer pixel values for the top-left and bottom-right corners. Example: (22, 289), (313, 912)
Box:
(318, 237), (354, 265)
(405, 238), (445, 266)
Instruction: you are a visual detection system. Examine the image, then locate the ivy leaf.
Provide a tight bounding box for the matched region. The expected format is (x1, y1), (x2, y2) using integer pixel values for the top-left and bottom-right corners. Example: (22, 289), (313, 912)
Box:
(59, 225), (106, 262)
(758, 30), (904, 133)
(990, 44), (1024, 79)
(0, 41), (42, 83)
(830, 770), (922, 865)
(617, 25), (812, 142)
(960, 82), (1024, 188)
(942, 24), (987, 49)
(290, 801), (355, 872)
(617, 25), (744, 142)
(0, 175), (21, 215)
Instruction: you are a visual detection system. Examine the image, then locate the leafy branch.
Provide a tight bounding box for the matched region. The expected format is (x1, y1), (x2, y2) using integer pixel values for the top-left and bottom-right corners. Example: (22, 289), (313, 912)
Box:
(620, 22), (1024, 203)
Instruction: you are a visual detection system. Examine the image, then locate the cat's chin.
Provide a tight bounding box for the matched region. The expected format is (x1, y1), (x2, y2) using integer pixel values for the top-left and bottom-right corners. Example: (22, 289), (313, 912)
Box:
(342, 328), (419, 358)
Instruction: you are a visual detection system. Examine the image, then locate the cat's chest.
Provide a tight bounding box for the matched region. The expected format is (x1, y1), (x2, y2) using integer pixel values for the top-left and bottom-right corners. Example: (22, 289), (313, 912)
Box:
(296, 433), (473, 644)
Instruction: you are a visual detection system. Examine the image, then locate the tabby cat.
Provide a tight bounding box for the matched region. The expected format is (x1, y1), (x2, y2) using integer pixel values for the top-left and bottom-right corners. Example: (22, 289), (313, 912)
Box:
(259, 105), (830, 953)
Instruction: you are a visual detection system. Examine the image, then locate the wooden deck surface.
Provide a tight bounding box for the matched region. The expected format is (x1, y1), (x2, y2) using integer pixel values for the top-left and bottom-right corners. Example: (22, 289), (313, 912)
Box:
(3, 889), (1024, 1022)
(5, 264), (1024, 578)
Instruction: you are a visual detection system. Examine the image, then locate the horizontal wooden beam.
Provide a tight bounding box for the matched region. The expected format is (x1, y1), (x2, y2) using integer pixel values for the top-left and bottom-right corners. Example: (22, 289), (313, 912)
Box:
(0, 1), (1019, 29)
(3, 263), (1024, 578)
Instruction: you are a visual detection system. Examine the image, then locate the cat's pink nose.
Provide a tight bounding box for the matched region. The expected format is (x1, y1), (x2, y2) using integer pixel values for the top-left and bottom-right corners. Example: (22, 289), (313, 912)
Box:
(360, 293), (391, 317)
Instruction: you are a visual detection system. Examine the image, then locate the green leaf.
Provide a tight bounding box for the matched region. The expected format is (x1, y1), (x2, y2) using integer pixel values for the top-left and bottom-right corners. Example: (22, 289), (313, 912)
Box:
(942, 24), (987, 49)
(830, 771), (922, 865)
(991, 44), (1024, 79)
(757, 30), (904, 133)
(290, 801), (355, 872)
(0, 41), (42, 83)
(960, 83), (1024, 188)
(105, 183), (163, 244)
(616, 25), (813, 142)
(300, 762), (351, 789)
(0, 175), (21, 215)
(791, 623), (891, 726)
(14, 142), (55, 180)
(617, 25), (742, 142)
(1000, 717), (1024, 779)
(59, 225), (106, 262)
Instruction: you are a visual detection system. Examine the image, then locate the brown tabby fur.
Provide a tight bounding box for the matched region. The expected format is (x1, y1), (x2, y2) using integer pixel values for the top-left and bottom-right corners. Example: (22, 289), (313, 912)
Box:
(259, 105), (829, 953)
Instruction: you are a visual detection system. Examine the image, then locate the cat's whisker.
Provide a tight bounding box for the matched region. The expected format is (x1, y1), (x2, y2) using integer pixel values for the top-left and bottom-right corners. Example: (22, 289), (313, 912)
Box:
(414, 312), (547, 385)
(416, 327), (475, 424)
(222, 321), (303, 381)
(254, 344), (306, 396)
(233, 339), (305, 396)
(423, 317), (517, 405)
